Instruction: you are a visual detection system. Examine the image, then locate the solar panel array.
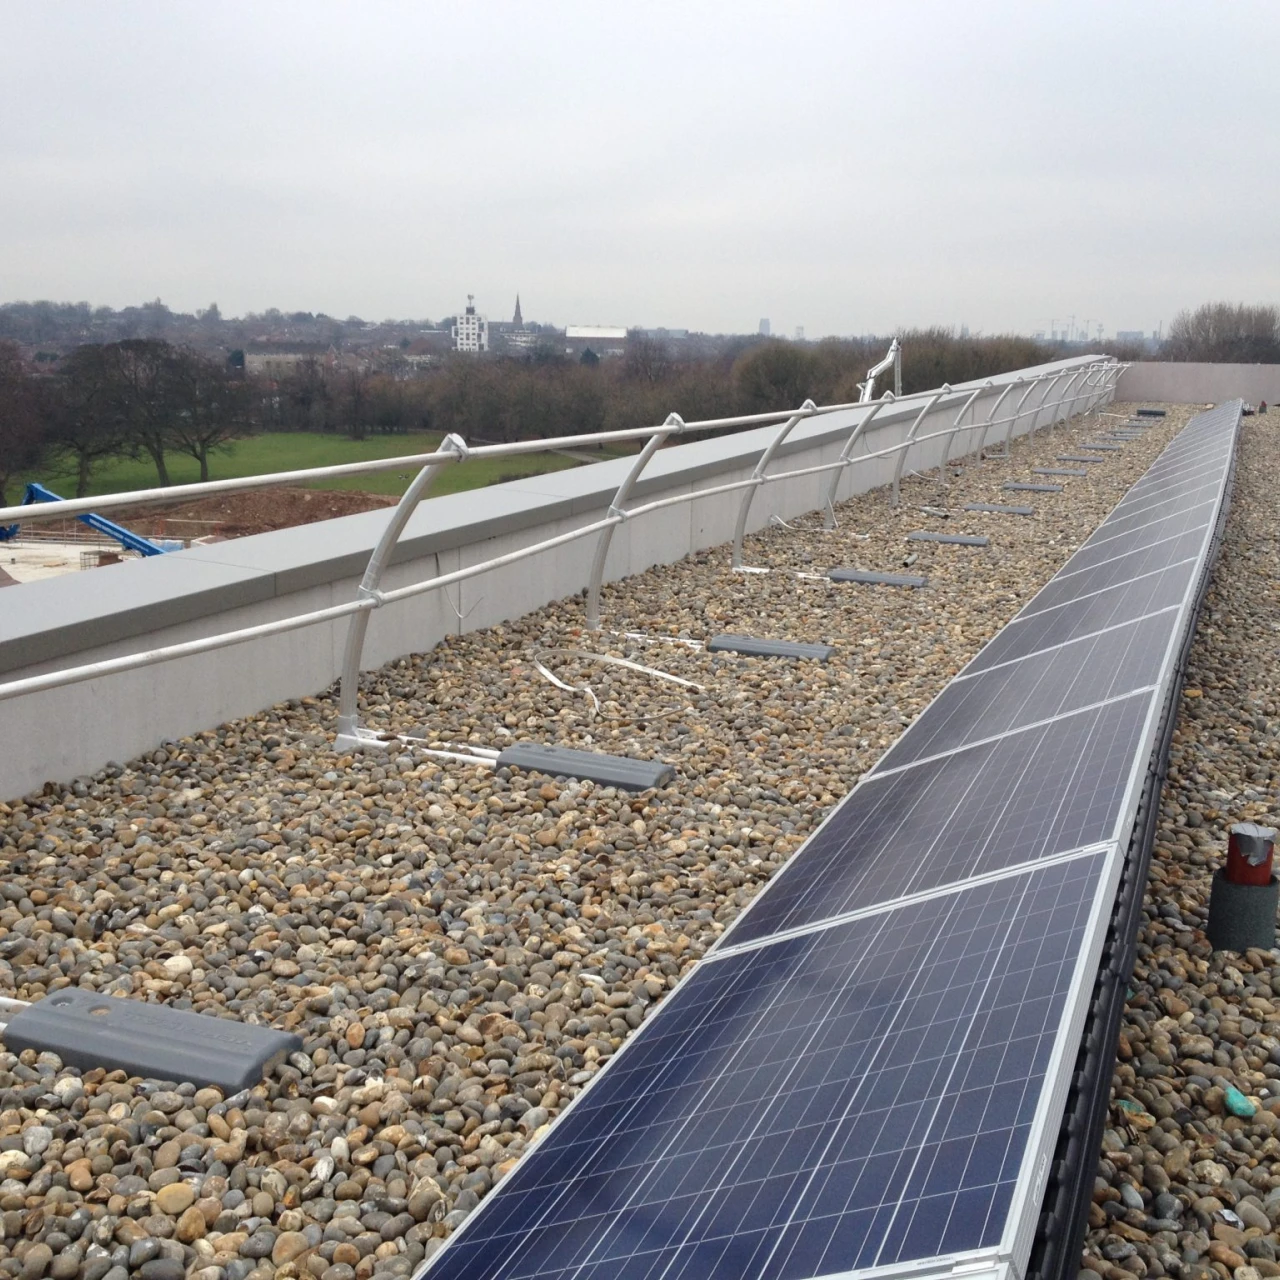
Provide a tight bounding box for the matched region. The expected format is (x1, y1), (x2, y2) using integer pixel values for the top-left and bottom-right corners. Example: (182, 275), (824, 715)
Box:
(416, 402), (1242, 1280)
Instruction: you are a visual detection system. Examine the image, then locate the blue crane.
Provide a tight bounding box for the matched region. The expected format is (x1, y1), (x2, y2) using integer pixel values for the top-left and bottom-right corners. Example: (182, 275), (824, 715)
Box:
(0, 483), (172, 556)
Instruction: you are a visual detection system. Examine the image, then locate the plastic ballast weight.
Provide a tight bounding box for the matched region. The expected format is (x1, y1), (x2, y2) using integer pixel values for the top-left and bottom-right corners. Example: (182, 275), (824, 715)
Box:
(705, 635), (835, 662)
(496, 743), (674, 791)
(0, 988), (302, 1092)
(827, 568), (928, 587)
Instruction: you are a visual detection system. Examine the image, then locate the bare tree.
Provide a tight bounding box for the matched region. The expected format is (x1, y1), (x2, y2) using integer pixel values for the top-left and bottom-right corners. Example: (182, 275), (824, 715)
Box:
(337, 365), (374, 440)
(166, 349), (253, 481)
(624, 335), (673, 384)
(112, 338), (180, 484)
(51, 346), (133, 496)
(0, 342), (48, 506)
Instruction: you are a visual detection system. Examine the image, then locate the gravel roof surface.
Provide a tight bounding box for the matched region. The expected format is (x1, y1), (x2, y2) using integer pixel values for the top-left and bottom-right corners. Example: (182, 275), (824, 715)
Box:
(0, 401), (1201, 1280)
(1083, 409), (1280, 1280)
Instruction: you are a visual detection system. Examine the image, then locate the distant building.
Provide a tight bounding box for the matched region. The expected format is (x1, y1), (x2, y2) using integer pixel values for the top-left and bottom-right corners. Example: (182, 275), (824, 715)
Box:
(513, 295), (523, 326)
(960, 324), (970, 339)
(453, 296), (489, 353)
(564, 325), (627, 358)
(1115, 330), (1146, 343)
(759, 318), (771, 337)
(794, 325), (805, 341)
(243, 344), (337, 377)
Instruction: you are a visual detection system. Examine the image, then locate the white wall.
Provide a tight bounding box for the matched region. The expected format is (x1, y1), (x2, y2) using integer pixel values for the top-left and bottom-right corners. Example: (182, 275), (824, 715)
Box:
(1117, 362), (1280, 405)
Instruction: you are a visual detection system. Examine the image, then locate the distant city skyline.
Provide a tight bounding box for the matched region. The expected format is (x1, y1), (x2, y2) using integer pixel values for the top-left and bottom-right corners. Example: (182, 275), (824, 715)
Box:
(3, 0), (1276, 337)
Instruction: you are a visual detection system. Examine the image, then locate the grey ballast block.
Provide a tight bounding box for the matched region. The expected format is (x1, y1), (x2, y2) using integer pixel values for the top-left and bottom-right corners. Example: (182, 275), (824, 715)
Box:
(828, 568), (928, 588)
(497, 742), (674, 791)
(1135, 408), (1167, 417)
(706, 634), (835, 662)
(1081, 443), (1123, 451)
(906, 531), (989, 546)
(1004, 482), (1063, 492)
(1057, 455), (1103, 464)
(1031, 468), (1088, 477)
(1107, 432), (1143, 439)
(1, 988), (302, 1092)
(963, 503), (1035, 516)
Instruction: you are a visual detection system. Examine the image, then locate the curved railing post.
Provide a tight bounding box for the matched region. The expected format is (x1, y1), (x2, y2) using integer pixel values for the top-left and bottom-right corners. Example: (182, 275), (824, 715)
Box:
(1029, 372), (1068, 438)
(585, 413), (684, 628)
(1053, 367), (1091, 428)
(1001, 374), (1048, 453)
(334, 432), (469, 752)
(1091, 363), (1116, 412)
(1094, 362), (1122, 411)
(939, 382), (990, 477)
(891, 386), (949, 507)
(1071, 363), (1108, 421)
(822, 394), (892, 528)
(973, 380), (1019, 465)
(730, 400), (818, 568)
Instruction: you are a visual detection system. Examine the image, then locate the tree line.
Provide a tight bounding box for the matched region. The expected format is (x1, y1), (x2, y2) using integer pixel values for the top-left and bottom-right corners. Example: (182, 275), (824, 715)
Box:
(0, 339), (250, 504)
(1, 328), (1068, 503)
(7, 308), (1272, 506)
(1164, 303), (1280, 364)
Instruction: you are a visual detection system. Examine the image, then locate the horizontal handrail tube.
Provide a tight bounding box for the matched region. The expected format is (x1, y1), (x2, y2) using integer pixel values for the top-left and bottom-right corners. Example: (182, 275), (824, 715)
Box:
(0, 400), (899, 528)
(0, 598), (374, 704)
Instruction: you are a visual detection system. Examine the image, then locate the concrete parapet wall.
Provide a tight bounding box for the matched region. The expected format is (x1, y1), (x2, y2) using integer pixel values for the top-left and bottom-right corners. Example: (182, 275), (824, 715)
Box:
(1117, 362), (1280, 406)
(0, 356), (1106, 801)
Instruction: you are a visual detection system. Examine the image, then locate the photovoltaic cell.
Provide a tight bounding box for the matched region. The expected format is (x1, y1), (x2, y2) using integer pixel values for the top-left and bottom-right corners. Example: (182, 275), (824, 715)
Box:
(718, 694), (1146, 946)
(964, 561), (1194, 675)
(876, 613), (1172, 770)
(424, 854), (1106, 1280)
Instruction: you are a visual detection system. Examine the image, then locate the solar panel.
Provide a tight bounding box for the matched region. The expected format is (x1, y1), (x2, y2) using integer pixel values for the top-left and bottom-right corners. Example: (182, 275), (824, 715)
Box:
(1018, 529), (1206, 617)
(720, 695), (1149, 945)
(424, 853), (1108, 1280)
(965, 561), (1195, 675)
(1088, 487), (1221, 540)
(1122, 464), (1227, 502)
(1076, 499), (1214, 557)
(874, 614), (1172, 771)
(415, 401), (1244, 1280)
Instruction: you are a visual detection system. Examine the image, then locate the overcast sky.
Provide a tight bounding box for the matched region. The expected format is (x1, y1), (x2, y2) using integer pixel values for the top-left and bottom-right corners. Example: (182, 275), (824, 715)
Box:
(3, 1), (1278, 338)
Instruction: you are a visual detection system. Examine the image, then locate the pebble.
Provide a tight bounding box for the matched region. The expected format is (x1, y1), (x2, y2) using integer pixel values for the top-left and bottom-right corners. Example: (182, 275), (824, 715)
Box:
(0, 402), (1199, 1271)
(1083, 414), (1280, 1277)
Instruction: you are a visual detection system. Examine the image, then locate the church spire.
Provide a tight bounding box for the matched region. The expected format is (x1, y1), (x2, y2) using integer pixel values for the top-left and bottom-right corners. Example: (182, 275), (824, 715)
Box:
(513, 294), (523, 326)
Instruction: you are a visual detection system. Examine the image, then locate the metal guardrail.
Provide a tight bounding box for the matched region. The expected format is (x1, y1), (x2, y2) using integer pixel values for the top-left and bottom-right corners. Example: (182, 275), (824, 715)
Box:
(0, 355), (1123, 758)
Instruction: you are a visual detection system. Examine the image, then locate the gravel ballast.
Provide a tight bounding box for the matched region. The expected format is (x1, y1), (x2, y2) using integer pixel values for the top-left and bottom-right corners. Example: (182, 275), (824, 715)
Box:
(1082, 410), (1280, 1280)
(0, 402), (1202, 1280)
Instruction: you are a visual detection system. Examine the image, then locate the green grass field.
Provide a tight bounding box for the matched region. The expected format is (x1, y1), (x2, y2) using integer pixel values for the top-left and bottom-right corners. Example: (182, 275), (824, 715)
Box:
(20, 432), (632, 501)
